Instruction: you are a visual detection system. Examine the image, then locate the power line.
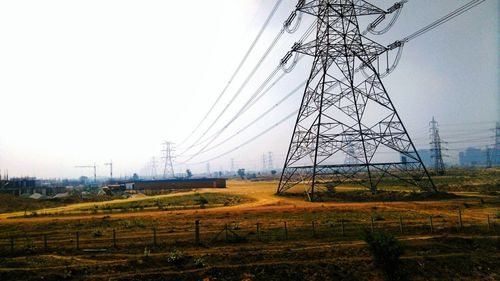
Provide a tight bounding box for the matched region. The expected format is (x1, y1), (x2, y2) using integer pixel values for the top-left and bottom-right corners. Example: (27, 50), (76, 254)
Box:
(178, 0), (284, 148)
(187, 110), (297, 165)
(179, 13), (315, 158)
(179, 5), (299, 155)
(401, 0), (486, 43)
(189, 80), (307, 156)
(179, 23), (317, 161)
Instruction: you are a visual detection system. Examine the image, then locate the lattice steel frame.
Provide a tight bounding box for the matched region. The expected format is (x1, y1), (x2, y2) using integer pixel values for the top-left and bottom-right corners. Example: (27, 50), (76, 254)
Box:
(277, 0), (436, 201)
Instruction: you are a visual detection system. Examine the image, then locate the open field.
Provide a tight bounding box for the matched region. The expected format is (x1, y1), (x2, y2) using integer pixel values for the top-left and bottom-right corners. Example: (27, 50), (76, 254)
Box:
(0, 171), (499, 281)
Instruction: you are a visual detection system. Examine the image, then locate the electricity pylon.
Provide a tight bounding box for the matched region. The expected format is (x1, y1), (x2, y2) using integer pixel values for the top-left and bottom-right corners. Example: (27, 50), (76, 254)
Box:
(277, 0), (435, 201)
(429, 117), (446, 175)
(161, 141), (175, 178)
(495, 122), (500, 165)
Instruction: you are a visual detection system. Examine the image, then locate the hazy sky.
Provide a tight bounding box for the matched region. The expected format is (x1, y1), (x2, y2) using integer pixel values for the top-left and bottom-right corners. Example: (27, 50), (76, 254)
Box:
(0, 0), (498, 178)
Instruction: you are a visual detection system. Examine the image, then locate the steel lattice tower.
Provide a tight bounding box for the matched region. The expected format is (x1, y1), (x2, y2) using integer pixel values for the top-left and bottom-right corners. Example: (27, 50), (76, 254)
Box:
(277, 0), (436, 200)
(429, 117), (446, 175)
(495, 122), (500, 165)
(161, 141), (175, 178)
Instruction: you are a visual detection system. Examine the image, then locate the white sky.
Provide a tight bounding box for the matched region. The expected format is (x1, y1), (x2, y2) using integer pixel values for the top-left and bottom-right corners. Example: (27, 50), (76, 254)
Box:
(0, 0), (498, 178)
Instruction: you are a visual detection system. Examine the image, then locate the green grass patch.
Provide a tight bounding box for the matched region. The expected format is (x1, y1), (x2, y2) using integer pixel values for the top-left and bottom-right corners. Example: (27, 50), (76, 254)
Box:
(82, 193), (254, 213)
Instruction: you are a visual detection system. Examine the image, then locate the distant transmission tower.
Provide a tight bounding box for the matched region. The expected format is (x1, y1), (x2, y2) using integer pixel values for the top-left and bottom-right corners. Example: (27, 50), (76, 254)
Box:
(206, 162), (211, 176)
(495, 122), (500, 166)
(429, 117), (446, 175)
(268, 152), (274, 170)
(230, 158), (235, 173)
(262, 153), (267, 172)
(150, 157), (158, 179)
(161, 141), (175, 178)
(278, 0), (435, 200)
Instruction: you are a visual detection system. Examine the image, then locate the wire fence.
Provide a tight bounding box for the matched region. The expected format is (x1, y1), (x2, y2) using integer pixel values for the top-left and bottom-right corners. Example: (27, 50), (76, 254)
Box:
(0, 211), (497, 256)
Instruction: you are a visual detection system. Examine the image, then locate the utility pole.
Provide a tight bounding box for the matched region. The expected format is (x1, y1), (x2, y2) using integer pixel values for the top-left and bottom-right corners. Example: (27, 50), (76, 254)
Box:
(104, 161), (113, 180)
(75, 164), (97, 183)
(277, 0), (435, 201)
(161, 141), (175, 178)
(429, 117), (446, 175)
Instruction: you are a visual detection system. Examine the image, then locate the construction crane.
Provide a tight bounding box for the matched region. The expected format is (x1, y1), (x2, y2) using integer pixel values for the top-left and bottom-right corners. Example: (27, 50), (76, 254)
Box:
(75, 164), (97, 183)
(104, 161), (113, 180)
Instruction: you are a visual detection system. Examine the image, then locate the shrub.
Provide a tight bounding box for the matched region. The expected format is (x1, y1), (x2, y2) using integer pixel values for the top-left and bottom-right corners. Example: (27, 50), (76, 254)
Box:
(92, 228), (103, 237)
(143, 247), (151, 258)
(361, 230), (406, 281)
(325, 182), (336, 193)
(194, 257), (206, 268)
(166, 249), (186, 266)
(195, 194), (209, 209)
(372, 214), (385, 221)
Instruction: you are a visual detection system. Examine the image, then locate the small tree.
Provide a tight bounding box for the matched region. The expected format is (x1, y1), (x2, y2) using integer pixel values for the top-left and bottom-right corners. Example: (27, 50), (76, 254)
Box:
(271, 170), (277, 175)
(195, 194), (209, 209)
(186, 169), (193, 178)
(237, 168), (246, 179)
(361, 230), (406, 281)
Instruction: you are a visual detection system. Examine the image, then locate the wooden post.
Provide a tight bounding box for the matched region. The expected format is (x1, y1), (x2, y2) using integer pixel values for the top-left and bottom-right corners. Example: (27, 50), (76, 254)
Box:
(283, 221), (288, 240)
(458, 209), (463, 231)
(153, 227), (157, 247)
(10, 237), (14, 254)
(370, 217), (375, 233)
(195, 220), (200, 245)
(487, 215), (491, 231)
(44, 234), (48, 252)
(311, 221), (316, 238)
(112, 229), (116, 248)
(256, 223), (261, 241)
(76, 232), (80, 250)
(399, 216), (404, 234)
(429, 216), (434, 234)
(224, 224), (228, 242)
(341, 219), (345, 236)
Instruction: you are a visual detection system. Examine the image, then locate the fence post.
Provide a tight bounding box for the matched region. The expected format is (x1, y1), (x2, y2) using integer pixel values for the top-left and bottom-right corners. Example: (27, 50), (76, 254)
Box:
(311, 221), (316, 238)
(10, 237), (14, 254)
(399, 216), (404, 234)
(153, 227), (157, 247)
(224, 224), (228, 242)
(487, 215), (491, 231)
(370, 217), (375, 233)
(458, 209), (463, 231)
(195, 220), (200, 245)
(112, 229), (116, 248)
(44, 234), (48, 252)
(256, 223), (261, 241)
(283, 221), (288, 240)
(76, 232), (80, 250)
(341, 219), (345, 236)
(429, 216), (434, 234)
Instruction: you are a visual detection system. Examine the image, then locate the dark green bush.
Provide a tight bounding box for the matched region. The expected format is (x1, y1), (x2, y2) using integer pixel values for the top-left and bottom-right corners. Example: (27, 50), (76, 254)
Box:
(361, 229), (406, 281)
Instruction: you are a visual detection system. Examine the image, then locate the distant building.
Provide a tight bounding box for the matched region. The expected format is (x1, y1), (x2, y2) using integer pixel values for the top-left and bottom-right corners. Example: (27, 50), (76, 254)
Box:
(132, 178), (226, 191)
(0, 177), (66, 196)
(400, 150), (433, 168)
(458, 147), (499, 167)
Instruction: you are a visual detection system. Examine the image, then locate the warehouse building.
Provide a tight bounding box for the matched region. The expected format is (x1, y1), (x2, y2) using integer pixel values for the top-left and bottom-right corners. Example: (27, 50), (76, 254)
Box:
(132, 178), (226, 191)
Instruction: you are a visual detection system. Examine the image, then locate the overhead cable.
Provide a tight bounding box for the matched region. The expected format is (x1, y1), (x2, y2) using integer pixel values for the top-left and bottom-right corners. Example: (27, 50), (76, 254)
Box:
(178, 0), (284, 147)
